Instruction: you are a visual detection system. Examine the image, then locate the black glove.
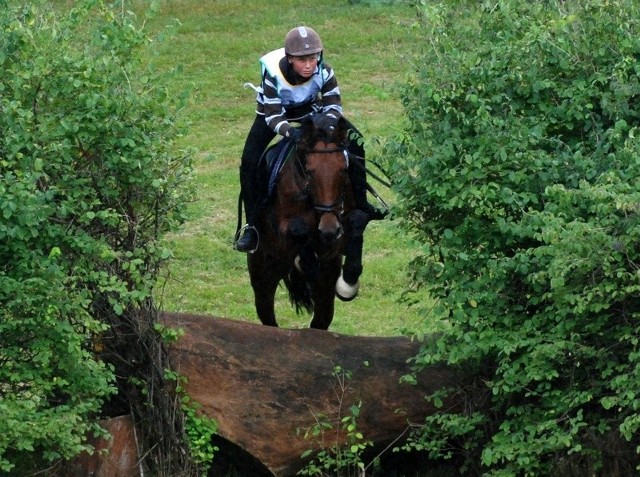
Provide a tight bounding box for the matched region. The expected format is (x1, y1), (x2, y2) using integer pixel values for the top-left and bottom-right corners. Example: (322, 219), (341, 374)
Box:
(316, 114), (339, 133)
(287, 127), (303, 142)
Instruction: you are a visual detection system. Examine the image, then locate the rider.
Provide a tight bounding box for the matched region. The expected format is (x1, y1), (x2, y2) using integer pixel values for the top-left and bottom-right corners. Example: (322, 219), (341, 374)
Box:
(234, 25), (385, 255)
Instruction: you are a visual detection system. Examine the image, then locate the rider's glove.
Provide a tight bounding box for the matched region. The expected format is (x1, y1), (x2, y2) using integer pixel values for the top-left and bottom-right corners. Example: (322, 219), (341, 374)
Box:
(316, 114), (339, 133)
(287, 127), (303, 142)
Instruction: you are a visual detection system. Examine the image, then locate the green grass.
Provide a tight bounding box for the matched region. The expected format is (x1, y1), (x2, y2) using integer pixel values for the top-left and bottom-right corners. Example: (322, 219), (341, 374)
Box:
(142, 0), (432, 336)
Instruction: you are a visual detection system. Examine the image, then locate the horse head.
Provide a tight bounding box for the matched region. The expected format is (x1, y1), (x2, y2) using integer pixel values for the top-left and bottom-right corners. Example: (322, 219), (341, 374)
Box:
(297, 115), (350, 245)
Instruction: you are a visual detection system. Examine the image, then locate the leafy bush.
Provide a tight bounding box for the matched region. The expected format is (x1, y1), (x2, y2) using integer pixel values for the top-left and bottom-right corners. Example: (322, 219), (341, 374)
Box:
(298, 366), (374, 477)
(387, 0), (640, 474)
(163, 365), (219, 473)
(0, 0), (193, 472)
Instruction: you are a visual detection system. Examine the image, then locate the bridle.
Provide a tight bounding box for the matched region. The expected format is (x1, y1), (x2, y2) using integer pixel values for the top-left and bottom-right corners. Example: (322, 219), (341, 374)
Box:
(297, 145), (349, 217)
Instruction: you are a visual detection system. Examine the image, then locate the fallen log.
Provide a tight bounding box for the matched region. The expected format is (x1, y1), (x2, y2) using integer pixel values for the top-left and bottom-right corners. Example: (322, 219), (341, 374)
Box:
(162, 312), (463, 476)
(63, 415), (139, 477)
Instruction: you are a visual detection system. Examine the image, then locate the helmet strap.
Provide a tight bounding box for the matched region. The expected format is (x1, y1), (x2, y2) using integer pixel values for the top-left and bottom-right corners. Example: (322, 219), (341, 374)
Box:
(315, 51), (324, 74)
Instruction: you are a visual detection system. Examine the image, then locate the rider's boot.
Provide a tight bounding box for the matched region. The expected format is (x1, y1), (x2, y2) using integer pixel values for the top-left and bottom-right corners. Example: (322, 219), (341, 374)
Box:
(234, 225), (259, 253)
(349, 160), (387, 221)
(234, 166), (260, 253)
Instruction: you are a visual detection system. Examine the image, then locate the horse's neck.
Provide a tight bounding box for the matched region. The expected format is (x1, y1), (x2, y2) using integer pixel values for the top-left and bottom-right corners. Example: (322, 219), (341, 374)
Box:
(294, 154), (311, 199)
(277, 150), (308, 200)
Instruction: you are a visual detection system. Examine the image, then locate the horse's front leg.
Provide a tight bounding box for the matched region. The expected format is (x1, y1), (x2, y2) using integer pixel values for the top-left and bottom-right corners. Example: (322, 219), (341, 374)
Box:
(336, 210), (368, 301)
(247, 254), (280, 327)
(309, 255), (342, 330)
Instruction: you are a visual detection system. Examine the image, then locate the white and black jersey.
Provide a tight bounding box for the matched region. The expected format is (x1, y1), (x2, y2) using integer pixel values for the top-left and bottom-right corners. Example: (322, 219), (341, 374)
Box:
(253, 48), (343, 138)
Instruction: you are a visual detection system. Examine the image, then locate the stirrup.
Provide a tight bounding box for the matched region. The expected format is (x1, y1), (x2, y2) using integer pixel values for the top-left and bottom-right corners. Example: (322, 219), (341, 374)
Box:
(233, 224), (259, 253)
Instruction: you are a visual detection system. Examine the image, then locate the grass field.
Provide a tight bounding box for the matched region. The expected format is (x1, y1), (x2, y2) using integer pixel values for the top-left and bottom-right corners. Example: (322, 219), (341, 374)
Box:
(143, 0), (433, 336)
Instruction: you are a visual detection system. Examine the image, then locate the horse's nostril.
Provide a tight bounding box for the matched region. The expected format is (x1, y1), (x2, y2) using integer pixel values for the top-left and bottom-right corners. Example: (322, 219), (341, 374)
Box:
(318, 221), (341, 243)
(321, 231), (335, 243)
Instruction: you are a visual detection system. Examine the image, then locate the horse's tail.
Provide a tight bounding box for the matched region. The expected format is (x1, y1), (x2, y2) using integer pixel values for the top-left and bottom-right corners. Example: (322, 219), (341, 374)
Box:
(283, 266), (314, 315)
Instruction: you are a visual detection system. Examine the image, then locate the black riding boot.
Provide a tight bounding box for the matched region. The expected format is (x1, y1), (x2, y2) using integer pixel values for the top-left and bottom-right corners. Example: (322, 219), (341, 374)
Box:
(234, 166), (260, 253)
(235, 224), (258, 253)
(348, 159), (387, 221)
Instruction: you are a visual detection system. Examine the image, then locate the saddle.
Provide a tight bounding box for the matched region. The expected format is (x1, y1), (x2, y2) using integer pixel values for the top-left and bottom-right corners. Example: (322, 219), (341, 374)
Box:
(258, 137), (297, 200)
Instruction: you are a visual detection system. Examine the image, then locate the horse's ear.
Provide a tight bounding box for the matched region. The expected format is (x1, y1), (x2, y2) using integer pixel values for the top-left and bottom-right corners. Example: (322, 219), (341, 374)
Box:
(294, 118), (314, 150)
(334, 116), (348, 143)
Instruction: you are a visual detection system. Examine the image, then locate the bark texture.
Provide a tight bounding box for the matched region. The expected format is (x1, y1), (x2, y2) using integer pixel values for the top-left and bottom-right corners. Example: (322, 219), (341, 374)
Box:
(163, 312), (461, 476)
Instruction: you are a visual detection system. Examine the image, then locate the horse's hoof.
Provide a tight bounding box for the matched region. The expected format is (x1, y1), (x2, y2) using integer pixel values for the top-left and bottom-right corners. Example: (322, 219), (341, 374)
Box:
(336, 274), (359, 301)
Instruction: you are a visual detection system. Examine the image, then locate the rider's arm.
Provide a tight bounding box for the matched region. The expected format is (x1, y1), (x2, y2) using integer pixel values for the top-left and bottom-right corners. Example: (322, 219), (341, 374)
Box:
(259, 64), (344, 138)
(260, 71), (292, 137)
(319, 64), (343, 121)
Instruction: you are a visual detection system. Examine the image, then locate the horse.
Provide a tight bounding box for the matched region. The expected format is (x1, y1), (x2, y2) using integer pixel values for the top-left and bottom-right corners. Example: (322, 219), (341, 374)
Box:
(247, 114), (367, 330)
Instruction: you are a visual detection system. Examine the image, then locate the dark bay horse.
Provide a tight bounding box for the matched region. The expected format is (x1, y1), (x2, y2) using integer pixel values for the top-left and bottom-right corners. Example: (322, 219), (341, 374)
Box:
(247, 115), (366, 330)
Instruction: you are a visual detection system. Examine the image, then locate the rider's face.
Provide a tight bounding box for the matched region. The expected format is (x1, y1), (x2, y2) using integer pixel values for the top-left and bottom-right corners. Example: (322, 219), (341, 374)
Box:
(289, 54), (319, 78)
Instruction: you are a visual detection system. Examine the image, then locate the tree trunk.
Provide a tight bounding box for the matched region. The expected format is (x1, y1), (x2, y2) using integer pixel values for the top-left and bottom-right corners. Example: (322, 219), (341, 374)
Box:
(163, 312), (463, 476)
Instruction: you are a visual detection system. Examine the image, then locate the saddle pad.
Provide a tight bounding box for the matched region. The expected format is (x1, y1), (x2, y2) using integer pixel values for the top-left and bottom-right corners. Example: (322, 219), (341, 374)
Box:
(262, 138), (296, 198)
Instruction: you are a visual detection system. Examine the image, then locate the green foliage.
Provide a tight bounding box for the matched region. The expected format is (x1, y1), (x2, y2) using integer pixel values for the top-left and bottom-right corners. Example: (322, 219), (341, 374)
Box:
(387, 0), (640, 474)
(298, 366), (375, 477)
(0, 290), (115, 472)
(165, 368), (219, 472)
(0, 0), (193, 471)
(348, 0), (412, 5)
(154, 322), (186, 343)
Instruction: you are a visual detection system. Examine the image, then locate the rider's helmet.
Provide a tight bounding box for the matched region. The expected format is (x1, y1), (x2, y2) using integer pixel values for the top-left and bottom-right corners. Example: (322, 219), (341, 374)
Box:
(284, 26), (323, 56)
